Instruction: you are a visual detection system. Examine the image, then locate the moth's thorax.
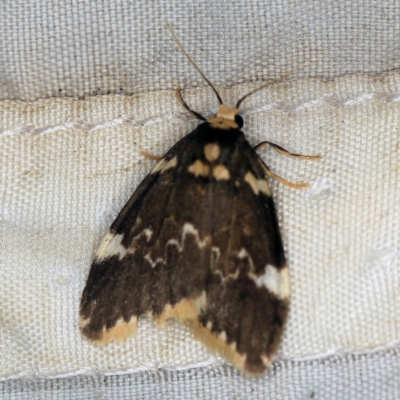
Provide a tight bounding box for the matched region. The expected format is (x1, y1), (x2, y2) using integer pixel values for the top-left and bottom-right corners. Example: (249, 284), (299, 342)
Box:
(194, 120), (244, 165)
(207, 104), (240, 130)
(188, 122), (245, 177)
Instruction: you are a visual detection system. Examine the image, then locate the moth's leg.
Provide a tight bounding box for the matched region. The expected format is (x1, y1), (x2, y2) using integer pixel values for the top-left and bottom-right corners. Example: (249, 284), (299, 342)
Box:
(254, 141), (321, 160)
(140, 151), (163, 161)
(259, 158), (310, 189)
(176, 88), (206, 121)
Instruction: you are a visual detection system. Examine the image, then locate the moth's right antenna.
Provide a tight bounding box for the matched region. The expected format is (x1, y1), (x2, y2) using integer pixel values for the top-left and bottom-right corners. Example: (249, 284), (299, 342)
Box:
(166, 23), (223, 105)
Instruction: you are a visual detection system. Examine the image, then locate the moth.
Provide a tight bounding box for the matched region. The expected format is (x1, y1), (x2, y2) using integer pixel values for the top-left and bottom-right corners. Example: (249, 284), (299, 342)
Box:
(79, 25), (320, 376)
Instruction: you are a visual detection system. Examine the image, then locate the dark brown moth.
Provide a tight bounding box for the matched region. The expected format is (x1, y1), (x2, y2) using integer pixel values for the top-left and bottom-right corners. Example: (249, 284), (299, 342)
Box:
(79, 25), (320, 376)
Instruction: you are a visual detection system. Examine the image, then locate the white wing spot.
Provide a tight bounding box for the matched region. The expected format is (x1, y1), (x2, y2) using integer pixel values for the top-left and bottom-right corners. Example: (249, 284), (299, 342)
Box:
(182, 223), (210, 248)
(144, 253), (164, 268)
(95, 228), (153, 262)
(95, 231), (127, 261)
(237, 248), (255, 272)
(151, 156), (178, 174)
(254, 265), (290, 300)
(166, 223), (211, 252)
(214, 247), (255, 281)
(195, 290), (207, 312)
(143, 228), (153, 241)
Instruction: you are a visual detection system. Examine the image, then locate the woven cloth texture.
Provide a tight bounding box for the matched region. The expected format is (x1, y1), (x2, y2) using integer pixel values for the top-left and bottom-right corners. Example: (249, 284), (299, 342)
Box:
(1, 351), (400, 399)
(1, 0), (400, 101)
(1, 72), (400, 383)
(1, 0), (400, 398)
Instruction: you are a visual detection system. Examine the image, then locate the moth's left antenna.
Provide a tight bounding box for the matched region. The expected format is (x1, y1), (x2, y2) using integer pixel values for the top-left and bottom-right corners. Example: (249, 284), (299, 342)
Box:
(166, 23), (223, 105)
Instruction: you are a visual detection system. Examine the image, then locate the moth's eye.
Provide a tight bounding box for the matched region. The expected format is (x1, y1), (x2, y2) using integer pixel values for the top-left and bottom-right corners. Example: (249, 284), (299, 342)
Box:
(235, 115), (243, 129)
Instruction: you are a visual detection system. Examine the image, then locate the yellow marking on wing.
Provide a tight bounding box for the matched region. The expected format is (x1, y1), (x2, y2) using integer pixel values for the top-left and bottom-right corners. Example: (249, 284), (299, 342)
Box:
(188, 160), (210, 177)
(244, 172), (271, 196)
(156, 292), (206, 325)
(81, 317), (138, 345)
(204, 143), (221, 162)
(154, 293), (268, 376)
(189, 321), (248, 374)
(213, 164), (230, 180)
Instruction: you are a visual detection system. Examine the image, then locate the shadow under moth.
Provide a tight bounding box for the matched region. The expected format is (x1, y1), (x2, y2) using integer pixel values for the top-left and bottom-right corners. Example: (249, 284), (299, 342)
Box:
(79, 25), (320, 376)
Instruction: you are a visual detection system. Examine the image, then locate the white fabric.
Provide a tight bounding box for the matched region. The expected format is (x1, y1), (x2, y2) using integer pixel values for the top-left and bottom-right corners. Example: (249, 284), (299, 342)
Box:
(1, 0), (400, 398)
(2, 0), (400, 101)
(1, 351), (400, 399)
(1, 72), (399, 382)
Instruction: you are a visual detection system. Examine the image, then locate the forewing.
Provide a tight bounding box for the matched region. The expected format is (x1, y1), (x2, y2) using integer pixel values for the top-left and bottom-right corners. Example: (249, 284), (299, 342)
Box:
(196, 141), (289, 376)
(80, 126), (288, 376)
(80, 131), (199, 340)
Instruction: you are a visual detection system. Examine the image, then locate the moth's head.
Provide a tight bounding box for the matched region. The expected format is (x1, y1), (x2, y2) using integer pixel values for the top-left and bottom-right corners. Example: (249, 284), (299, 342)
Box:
(207, 104), (243, 130)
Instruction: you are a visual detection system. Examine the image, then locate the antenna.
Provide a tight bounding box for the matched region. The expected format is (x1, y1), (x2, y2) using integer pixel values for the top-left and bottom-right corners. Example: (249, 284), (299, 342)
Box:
(166, 23), (223, 105)
(236, 70), (302, 108)
(236, 82), (277, 108)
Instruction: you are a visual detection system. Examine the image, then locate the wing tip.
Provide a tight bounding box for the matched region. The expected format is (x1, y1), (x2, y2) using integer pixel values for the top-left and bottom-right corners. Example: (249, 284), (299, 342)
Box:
(79, 293), (279, 377)
(79, 316), (138, 345)
(188, 319), (275, 377)
(155, 294), (276, 377)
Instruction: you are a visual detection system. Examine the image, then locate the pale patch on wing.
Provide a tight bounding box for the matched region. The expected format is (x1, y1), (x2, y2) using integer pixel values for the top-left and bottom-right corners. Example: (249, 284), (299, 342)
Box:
(156, 291), (207, 324)
(188, 160), (210, 177)
(254, 265), (290, 300)
(95, 229), (153, 262)
(237, 247), (255, 272)
(166, 223), (211, 252)
(157, 290), (249, 374)
(79, 316), (91, 329)
(95, 231), (127, 261)
(144, 253), (165, 268)
(80, 316), (138, 345)
(210, 246), (221, 271)
(256, 179), (271, 196)
(244, 172), (271, 196)
(261, 355), (272, 370)
(213, 267), (239, 281)
(191, 320), (247, 374)
(204, 143), (221, 162)
(154, 288), (273, 376)
(155, 292), (255, 373)
(151, 156), (178, 174)
(218, 330), (227, 342)
(181, 223), (210, 248)
(213, 164), (230, 180)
